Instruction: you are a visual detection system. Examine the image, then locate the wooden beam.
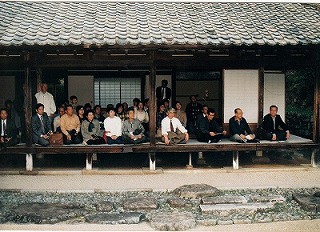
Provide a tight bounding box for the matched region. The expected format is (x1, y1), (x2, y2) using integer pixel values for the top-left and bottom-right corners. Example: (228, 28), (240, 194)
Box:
(24, 53), (32, 147)
(149, 52), (156, 146)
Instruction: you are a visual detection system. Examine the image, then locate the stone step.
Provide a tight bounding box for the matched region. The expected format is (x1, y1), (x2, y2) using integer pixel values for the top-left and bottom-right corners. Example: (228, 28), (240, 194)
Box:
(200, 202), (274, 214)
(85, 212), (145, 224)
(201, 196), (247, 205)
(122, 197), (158, 210)
(250, 195), (286, 203)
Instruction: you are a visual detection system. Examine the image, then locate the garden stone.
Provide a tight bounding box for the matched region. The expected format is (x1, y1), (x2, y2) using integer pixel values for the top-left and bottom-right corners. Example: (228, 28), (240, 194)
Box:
(7, 203), (86, 224)
(250, 195), (286, 204)
(167, 197), (190, 208)
(122, 197), (158, 210)
(292, 193), (320, 213)
(95, 201), (114, 212)
(85, 212), (145, 224)
(150, 212), (196, 231)
(173, 184), (219, 199)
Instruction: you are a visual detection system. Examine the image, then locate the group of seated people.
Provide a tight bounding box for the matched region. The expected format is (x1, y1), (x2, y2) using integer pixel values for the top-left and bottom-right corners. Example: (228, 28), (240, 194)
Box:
(1, 92), (289, 147)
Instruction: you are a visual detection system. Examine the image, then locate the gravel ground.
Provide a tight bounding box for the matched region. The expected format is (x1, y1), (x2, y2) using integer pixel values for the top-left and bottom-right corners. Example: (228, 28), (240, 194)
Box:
(0, 187), (320, 229)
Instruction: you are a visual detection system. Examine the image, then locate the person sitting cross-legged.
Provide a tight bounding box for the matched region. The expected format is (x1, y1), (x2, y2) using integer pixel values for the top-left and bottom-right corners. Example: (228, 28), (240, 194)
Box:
(229, 108), (255, 143)
(196, 108), (226, 143)
(60, 104), (82, 145)
(31, 103), (53, 146)
(122, 107), (149, 144)
(81, 110), (105, 145)
(161, 107), (189, 145)
(104, 107), (123, 145)
(259, 105), (290, 141)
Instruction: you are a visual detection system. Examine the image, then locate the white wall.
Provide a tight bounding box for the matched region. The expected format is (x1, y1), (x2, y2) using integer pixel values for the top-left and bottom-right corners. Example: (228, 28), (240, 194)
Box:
(68, 75), (94, 106)
(264, 72), (285, 119)
(223, 70), (259, 123)
(0, 76), (15, 106)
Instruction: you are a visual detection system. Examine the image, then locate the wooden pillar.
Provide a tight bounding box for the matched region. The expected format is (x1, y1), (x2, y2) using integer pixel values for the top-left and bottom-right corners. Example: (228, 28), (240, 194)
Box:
(36, 67), (42, 92)
(313, 65), (320, 143)
(258, 67), (264, 126)
(24, 53), (32, 147)
(149, 52), (156, 146)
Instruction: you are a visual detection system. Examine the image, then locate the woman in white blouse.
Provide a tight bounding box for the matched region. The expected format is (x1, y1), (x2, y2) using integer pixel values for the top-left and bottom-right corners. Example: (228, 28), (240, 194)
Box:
(135, 101), (149, 134)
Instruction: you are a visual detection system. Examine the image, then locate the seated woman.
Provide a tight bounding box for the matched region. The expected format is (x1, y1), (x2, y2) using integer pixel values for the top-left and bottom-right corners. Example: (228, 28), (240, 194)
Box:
(175, 101), (187, 127)
(122, 107), (149, 144)
(104, 107), (123, 144)
(116, 103), (127, 121)
(76, 105), (85, 124)
(81, 110), (105, 145)
(135, 101), (149, 134)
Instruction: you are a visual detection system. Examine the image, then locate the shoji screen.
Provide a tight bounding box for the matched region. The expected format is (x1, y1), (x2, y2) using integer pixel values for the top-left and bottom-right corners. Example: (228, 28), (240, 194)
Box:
(223, 70), (259, 123)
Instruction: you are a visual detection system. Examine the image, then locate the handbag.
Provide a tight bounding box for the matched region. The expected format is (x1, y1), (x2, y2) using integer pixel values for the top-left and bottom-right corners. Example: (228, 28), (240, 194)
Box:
(49, 133), (63, 145)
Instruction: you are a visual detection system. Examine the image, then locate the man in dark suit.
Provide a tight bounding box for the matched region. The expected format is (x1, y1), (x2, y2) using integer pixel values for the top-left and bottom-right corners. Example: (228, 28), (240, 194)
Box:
(0, 108), (18, 147)
(196, 108), (226, 143)
(259, 105), (290, 141)
(156, 80), (171, 107)
(31, 103), (53, 146)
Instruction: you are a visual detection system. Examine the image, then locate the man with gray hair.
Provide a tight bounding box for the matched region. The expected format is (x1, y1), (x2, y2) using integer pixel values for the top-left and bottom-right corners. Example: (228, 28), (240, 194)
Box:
(161, 107), (189, 145)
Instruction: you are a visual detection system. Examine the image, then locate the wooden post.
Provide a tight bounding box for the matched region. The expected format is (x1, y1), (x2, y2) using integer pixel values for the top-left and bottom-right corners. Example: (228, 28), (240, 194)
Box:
(24, 53), (32, 147)
(149, 52), (156, 146)
(313, 65), (320, 143)
(232, 151), (239, 169)
(258, 67), (264, 126)
(26, 153), (33, 171)
(186, 152), (193, 168)
(86, 153), (93, 170)
(311, 149), (318, 168)
(36, 67), (42, 92)
(149, 152), (156, 171)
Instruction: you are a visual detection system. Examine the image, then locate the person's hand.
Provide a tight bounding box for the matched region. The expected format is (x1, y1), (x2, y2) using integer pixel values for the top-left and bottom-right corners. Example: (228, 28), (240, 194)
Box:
(43, 135), (49, 140)
(286, 131), (290, 139)
(249, 134), (255, 139)
(272, 134), (277, 141)
(164, 137), (170, 145)
(130, 135), (135, 140)
(184, 133), (189, 141)
(223, 130), (227, 135)
(240, 134), (246, 139)
(137, 134), (142, 139)
(209, 132), (216, 137)
(111, 135), (118, 140)
(67, 134), (72, 140)
(0, 137), (4, 143)
(49, 131), (53, 136)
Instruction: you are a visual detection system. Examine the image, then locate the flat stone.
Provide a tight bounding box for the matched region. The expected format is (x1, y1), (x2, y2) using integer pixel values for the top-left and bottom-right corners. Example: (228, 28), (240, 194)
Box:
(196, 218), (217, 226)
(85, 212), (145, 224)
(167, 197), (189, 208)
(200, 203), (274, 215)
(292, 193), (320, 213)
(233, 218), (252, 224)
(173, 184), (220, 199)
(201, 196), (247, 205)
(250, 195), (286, 204)
(150, 212), (196, 231)
(7, 203), (86, 224)
(95, 201), (114, 212)
(217, 219), (234, 225)
(122, 197), (158, 210)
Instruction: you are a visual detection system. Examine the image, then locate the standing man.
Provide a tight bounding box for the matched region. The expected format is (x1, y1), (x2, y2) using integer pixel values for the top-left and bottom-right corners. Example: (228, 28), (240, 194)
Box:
(259, 105), (290, 141)
(229, 108), (255, 143)
(156, 80), (171, 107)
(70, 95), (78, 114)
(60, 104), (82, 145)
(161, 107), (189, 145)
(186, 95), (202, 135)
(31, 103), (53, 146)
(196, 108), (226, 143)
(0, 108), (18, 147)
(35, 82), (56, 120)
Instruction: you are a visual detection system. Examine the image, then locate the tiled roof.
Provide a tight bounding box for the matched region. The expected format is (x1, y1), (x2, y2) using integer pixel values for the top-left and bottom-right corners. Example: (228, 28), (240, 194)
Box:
(0, 2), (319, 47)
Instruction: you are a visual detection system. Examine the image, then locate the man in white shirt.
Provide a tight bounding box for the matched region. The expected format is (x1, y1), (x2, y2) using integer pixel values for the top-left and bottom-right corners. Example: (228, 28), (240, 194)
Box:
(104, 107), (123, 144)
(35, 82), (56, 118)
(161, 107), (189, 145)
